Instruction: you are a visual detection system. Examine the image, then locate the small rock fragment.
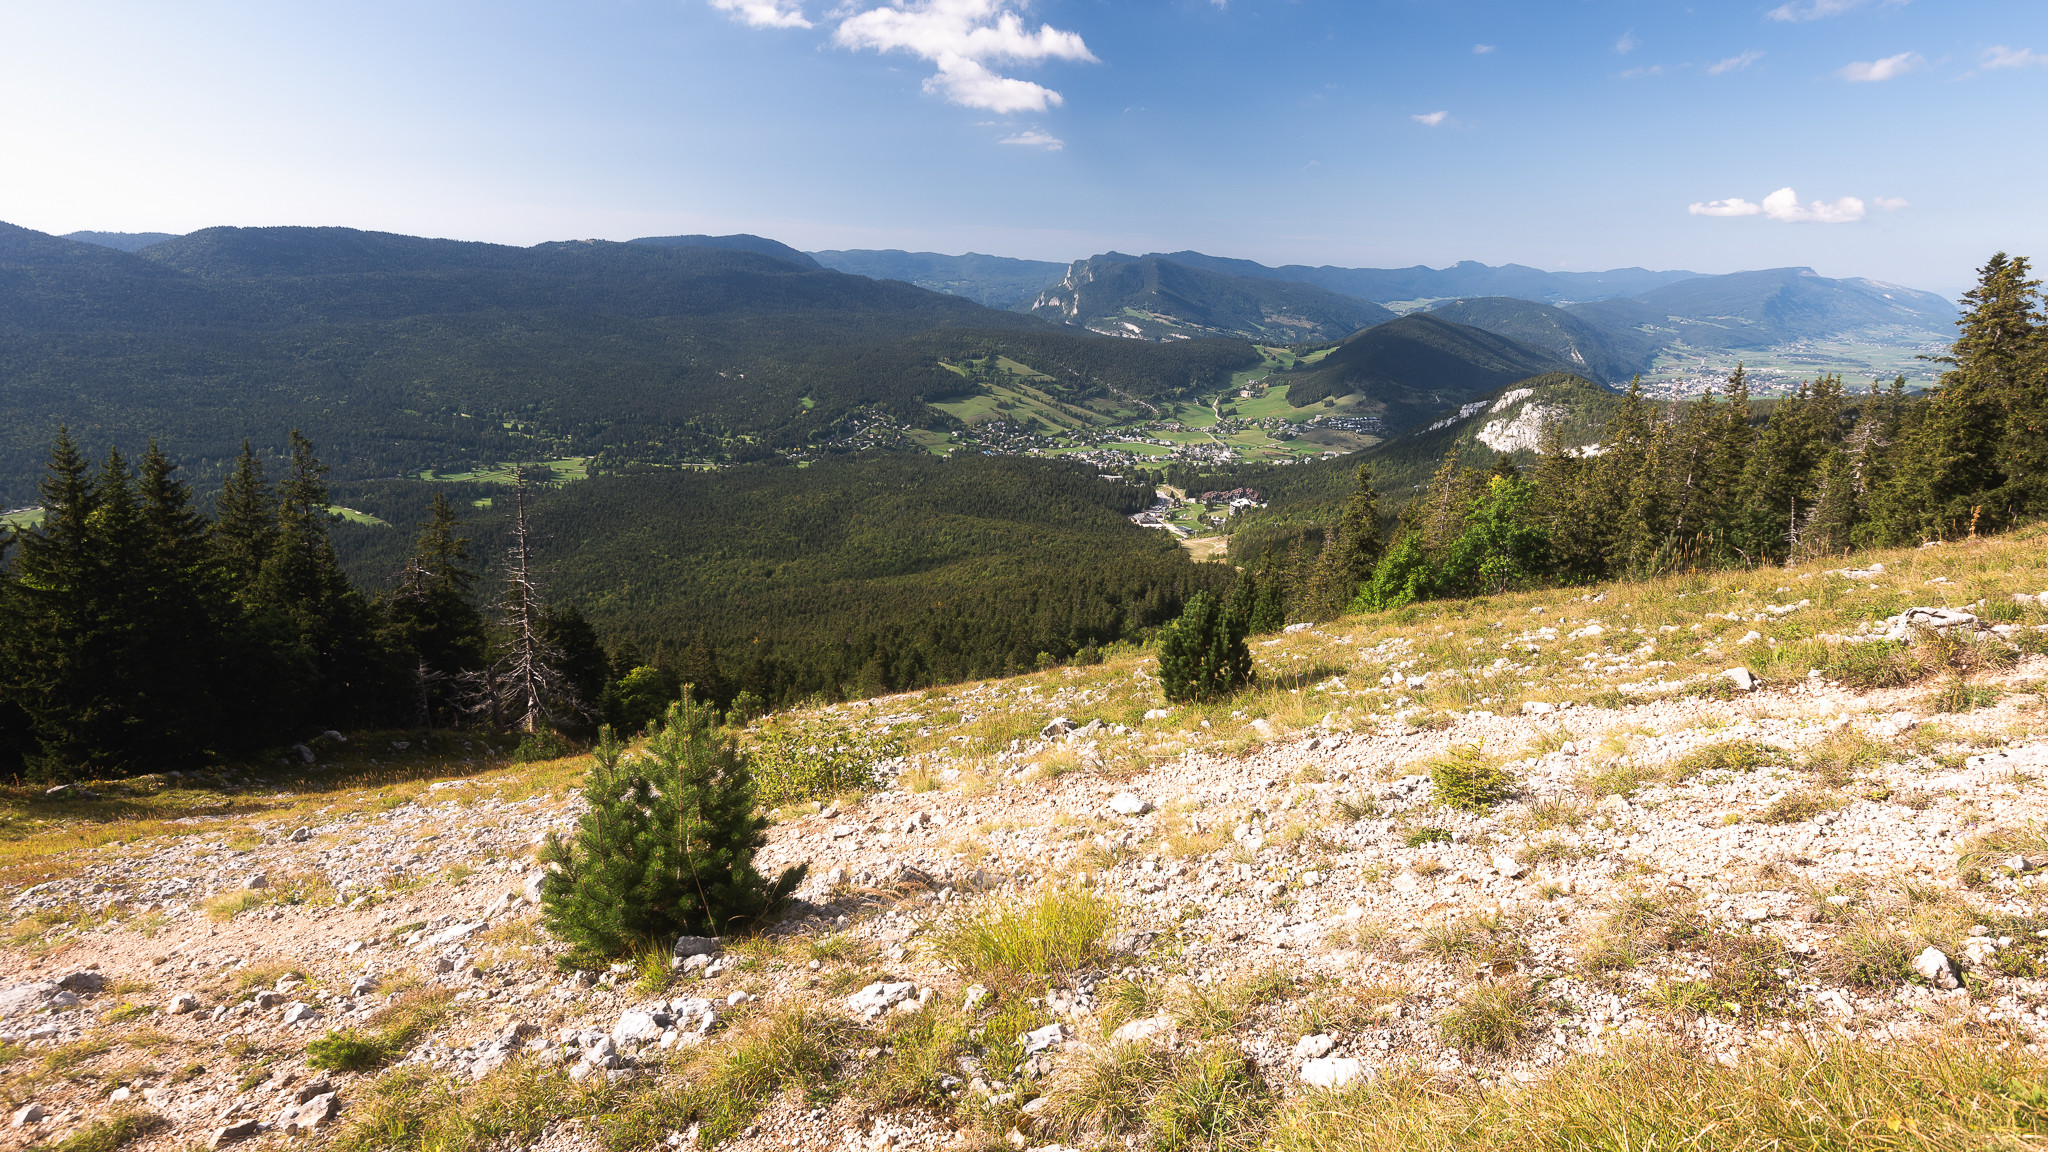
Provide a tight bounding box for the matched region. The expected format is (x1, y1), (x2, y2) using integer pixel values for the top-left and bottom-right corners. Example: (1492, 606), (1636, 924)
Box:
(1912, 946), (1960, 990)
(1292, 1034), (1336, 1060)
(1300, 1057), (1367, 1090)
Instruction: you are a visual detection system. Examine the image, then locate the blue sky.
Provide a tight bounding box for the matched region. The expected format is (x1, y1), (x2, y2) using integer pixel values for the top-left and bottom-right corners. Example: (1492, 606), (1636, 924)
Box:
(1, 0), (2042, 294)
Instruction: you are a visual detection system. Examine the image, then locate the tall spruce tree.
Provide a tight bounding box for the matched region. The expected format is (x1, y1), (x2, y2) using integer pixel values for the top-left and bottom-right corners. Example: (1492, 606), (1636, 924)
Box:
(212, 440), (276, 598)
(380, 493), (487, 726)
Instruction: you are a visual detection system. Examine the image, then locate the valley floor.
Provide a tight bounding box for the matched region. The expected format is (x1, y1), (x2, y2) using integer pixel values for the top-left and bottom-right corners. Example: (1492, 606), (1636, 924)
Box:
(10, 531), (2048, 1150)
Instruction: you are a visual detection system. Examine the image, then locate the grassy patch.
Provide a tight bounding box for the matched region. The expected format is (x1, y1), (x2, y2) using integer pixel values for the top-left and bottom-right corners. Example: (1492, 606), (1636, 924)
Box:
(929, 885), (1117, 984)
(1144, 1046), (1271, 1152)
(307, 988), (452, 1072)
(47, 1111), (164, 1152)
(1265, 1036), (2048, 1152)
(1437, 979), (1540, 1053)
(1759, 791), (1840, 824)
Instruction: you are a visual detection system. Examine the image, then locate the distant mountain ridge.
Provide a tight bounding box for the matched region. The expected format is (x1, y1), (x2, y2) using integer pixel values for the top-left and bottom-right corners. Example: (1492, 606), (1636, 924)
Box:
(63, 230), (181, 252)
(1025, 253), (1395, 343)
(1150, 253), (1698, 306)
(809, 250), (1066, 309)
(628, 233), (820, 269)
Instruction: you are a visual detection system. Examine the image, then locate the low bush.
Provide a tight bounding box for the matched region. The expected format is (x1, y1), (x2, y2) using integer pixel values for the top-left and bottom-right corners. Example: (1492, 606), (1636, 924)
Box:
(1430, 744), (1515, 812)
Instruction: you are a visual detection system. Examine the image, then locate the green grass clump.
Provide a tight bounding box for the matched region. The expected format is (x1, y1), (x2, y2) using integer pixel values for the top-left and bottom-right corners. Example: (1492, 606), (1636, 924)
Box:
(1264, 1036), (2048, 1152)
(1669, 741), (1781, 781)
(1824, 923), (1919, 989)
(1823, 640), (1924, 690)
(1437, 980), (1540, 1053)
(1430, 745), (1515, 812)
(1759, 791), (1839, 825)
(49, 1111), (163, 1152)
(1401, 826), (1452, 848)
(1144, 1046), (1271, 1152)
(307, 988), (452, 1073)
(930, 885), (1117, 983)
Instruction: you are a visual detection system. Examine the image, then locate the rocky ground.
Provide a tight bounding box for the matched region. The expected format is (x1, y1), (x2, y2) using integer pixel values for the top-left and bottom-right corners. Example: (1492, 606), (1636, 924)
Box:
(8, 536), (2048, 1151)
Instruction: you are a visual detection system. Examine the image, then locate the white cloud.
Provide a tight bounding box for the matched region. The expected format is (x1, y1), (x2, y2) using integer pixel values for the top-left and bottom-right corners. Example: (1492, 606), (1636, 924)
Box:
(1411, 110), (1449, 127)
(710, 0), (813, 29)
(1874, 196), (1910, 210)
(1767, 0), (1870, 21)
(833, 0), (1097, 112)
(1472, 44), (1496, 54)
(1708, 49), (1764, 75)
(1982, 46), (2045, 70)
(998, 128), (1063, 150)
(1620, 64), (1663, 79)
(1690, 187), (1866, 223)
(1838, 52), (1924, 82)
(1615, 30), (1639, 54)
(1689, 197), (1762, 217)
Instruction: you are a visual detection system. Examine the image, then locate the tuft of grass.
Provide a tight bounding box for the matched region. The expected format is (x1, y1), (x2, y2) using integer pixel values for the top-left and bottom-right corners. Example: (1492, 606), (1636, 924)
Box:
(1145, 1046), (1271, 1152)
(307, 988), (452, 1072)
(1668, 741), (1781, 781)
(1040, 1039), (1170, 1143)
(1824, 640), (1924, 690)
(1437, 979), (1540, 1053)
(204, 888), (271, 922)
(1800, 730), (1888, 786)
(861, 1004), (967, 1110)
(1522, 795), (1584, 831)
(1180, 969), (1295, 1038)
(1401, 826), (1452, 848)
(929, 885), (1117, 983)
(1759, 791), (1839, 825)
(48, 1111), (165, 1152)
(1823, 922), (1919, 990)
(1264, 1035), (2048, 1152)
(1430, 745), (1515, 812)
(1934, 674), (2003, 714)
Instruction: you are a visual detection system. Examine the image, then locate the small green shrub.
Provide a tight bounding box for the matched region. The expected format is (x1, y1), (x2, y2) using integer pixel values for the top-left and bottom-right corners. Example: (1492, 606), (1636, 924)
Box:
(510, 729), (575, 764)
(748, 716), (901, 805)
(1156, 591), (1254, 704)
(1431, 745), (1515, 811)
(542, 708), (804, 963)
(306, 1029), (390, 1073)
(1934, 674), (2002, 713)
(1402, 826), (1452, 848)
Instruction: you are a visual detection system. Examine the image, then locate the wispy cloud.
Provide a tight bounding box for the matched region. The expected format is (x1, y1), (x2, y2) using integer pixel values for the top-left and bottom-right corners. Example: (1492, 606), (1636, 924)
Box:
(709, 0), (813, 29)
(1411, 110), (1450, 127)
(1708, 49), (1764, 75)
(1689, 187), (1867, 223)
(712, 0), (1097, 113)
(1615, 30), (1639, 54)
(1472, 44), (1496, 55)
(1838, 51), (1924, 81)
(998, 128), (1064, 150)
(1767, 0), (1871, 21)
(1620, 64), (1664, 79)
(1874, 196), (1910, 211)
(1980, 46), (2045, 71)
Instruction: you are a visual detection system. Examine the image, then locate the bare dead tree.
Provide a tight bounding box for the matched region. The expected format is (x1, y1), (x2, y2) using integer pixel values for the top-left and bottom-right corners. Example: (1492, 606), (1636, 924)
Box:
(492, 465), (574, 733)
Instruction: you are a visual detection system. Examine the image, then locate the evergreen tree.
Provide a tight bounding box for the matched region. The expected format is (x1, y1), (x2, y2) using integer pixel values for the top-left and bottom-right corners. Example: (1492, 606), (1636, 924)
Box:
(1247, 549), (1287, 635)
(1300, 463), (1385, 621)
(1156, 590), (1253, 703)
(1957, 254), (2047, 517)
(129, 442), (236, 764)
(254, 430), (389, 725)
(540, 706), (805, 961)
(380, 493), (487, 726)
(212, 440), (275, 598)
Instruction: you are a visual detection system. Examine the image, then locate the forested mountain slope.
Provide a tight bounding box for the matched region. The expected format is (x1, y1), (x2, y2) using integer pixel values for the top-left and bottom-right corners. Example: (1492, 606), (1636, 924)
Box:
(1426, 298), (1659, 384)
(1276, 313), (1576, 429)
(1026, 254), (1396, 342)
(0, 223), (1258, 504)
(809, 249), (1067, 309)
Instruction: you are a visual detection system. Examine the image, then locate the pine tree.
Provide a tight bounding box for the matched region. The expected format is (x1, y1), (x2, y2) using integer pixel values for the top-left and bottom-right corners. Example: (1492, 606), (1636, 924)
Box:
(380, 493), (487, 726)
(1301, 463), (1384, 620)
(130, 441), (235, 764)
(540, 706), (805, 961)
(1956, 254), (2047, 517)
(254, 430), (389, 725)
(1156, 590), (1252, 703)
(212, 440), (275, 597)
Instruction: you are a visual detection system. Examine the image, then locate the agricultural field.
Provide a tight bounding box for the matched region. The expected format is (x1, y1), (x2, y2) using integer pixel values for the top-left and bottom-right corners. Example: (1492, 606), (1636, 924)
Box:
(420, 458), (594, 487)
(1, 506), (44, 531)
